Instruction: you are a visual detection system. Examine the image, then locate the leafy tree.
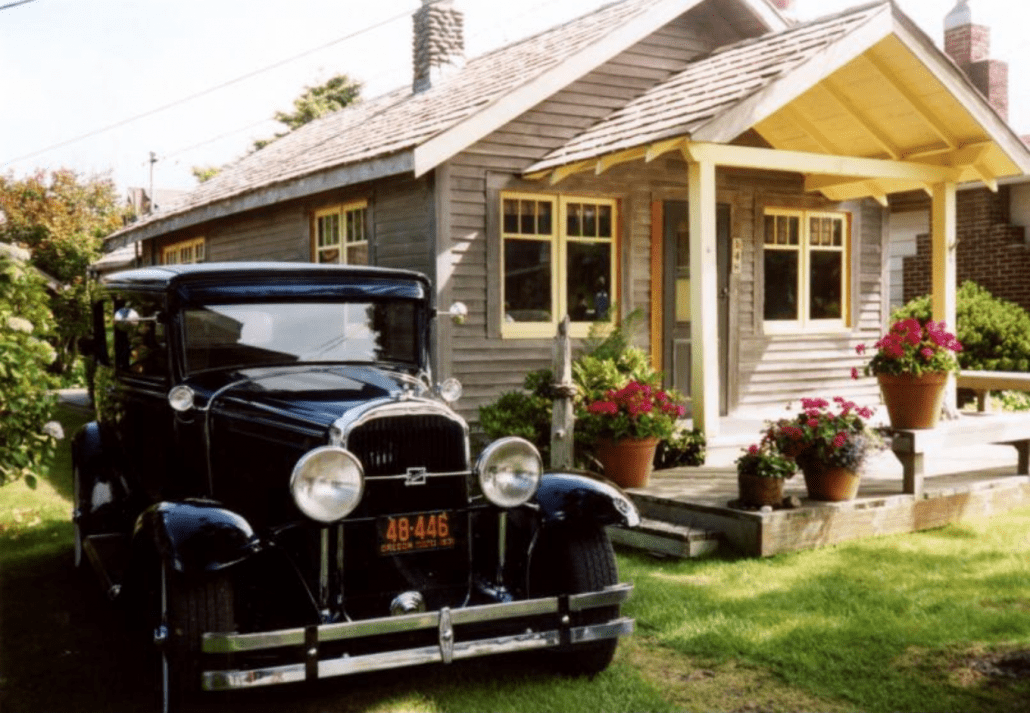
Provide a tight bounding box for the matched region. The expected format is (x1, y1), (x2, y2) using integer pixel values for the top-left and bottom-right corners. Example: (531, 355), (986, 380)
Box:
(252, 74), (362, 151)
(0, 248), (60, 487)
(0, 169), (124, 378)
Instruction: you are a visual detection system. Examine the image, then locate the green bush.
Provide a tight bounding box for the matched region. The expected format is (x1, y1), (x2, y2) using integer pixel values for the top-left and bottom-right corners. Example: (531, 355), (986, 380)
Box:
(0, 251), (60, 487)
(892, 281), (1030, 372)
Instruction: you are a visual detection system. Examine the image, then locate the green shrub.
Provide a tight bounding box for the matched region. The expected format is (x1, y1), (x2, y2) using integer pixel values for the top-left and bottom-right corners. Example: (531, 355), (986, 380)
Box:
(0, 251), (60, 487)
(892, 281), (1030, 372)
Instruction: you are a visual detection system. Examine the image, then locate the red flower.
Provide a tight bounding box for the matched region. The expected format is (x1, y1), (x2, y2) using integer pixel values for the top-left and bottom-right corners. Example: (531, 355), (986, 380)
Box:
(850, 367), (860, 380)
(832, 432), (847, 449)
(855, 344), (866, 355)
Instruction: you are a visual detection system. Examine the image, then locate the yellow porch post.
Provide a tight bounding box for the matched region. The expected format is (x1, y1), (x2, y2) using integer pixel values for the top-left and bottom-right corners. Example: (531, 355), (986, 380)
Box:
(688, 159), (720, 438)
(931, 181), (958, 407)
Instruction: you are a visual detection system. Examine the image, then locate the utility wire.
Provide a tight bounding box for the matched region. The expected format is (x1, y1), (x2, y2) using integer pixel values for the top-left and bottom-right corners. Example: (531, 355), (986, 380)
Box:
(0, 0), (39, 11)
(3, 4), (417, 165)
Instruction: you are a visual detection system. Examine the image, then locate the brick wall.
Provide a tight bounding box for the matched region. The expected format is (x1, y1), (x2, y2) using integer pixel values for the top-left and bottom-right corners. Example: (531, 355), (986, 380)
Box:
(902, 186), (1030, 311)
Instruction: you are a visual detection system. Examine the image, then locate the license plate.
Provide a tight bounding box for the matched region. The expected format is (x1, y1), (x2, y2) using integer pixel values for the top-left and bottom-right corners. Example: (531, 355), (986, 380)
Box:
(377, 511), (455, 555)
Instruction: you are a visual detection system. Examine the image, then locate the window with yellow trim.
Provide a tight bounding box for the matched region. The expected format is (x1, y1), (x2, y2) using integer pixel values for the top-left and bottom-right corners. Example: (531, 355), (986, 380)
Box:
(762, 208), (849, 332)
(315, 201), (368, 265)
(501, 193), (616, 338)
(161, 237), (205, 265)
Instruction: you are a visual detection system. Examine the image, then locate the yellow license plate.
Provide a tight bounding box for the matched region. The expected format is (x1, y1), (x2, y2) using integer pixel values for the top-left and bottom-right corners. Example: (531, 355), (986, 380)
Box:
(377, 511), (455, 555)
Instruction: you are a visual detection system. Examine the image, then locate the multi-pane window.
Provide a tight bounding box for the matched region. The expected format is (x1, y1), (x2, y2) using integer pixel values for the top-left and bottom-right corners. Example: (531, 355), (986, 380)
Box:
(501, 192), (616, 338)
(161, 237), (205, 265)
(315, 201), (368, 265)
(763, 209), (848, 331)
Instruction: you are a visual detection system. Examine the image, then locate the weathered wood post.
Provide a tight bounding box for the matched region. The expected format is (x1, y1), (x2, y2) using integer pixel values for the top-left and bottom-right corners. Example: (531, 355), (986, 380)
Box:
(550, 315), (576, 470)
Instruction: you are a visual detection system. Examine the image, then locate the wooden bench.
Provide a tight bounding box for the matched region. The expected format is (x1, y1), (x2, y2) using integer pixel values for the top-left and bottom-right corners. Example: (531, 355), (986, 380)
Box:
(956, 370), (1030, 411)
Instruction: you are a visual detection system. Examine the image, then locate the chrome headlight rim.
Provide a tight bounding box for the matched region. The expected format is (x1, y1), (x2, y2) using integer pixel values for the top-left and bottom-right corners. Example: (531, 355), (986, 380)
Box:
(475, 436), (542, 508)
(290, 446), (364, 523)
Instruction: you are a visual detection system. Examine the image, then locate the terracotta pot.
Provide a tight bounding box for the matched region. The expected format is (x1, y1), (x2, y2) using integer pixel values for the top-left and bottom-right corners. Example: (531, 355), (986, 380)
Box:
(595, 437), (660, 489)
(802, 465), (861, 501)
(737, 473), (785, 507)
(877, 372), (949, 429)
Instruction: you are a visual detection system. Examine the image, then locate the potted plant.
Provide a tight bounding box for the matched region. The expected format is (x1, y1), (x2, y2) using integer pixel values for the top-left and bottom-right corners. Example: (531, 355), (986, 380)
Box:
(735, 442), (796, 508)
(766, 397), (882, 501)
(580, 380), (685, 488)
(857, 318), (962, 429)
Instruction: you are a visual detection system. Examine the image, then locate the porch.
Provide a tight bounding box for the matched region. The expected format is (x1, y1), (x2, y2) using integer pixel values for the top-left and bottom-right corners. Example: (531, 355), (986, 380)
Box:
(608, 411), (1030, 558)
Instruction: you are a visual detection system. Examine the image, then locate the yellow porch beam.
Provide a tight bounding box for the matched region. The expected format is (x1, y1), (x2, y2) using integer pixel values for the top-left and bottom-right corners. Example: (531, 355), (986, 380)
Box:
(646, 137), (686, 163)
(822, 79), (903, 160)
(595, 146), (648, 175)
(782, 105), (841, 154)
(548, 161), (592, 185)
(931, 181), (958, 408)
(683, 142), (962, 183)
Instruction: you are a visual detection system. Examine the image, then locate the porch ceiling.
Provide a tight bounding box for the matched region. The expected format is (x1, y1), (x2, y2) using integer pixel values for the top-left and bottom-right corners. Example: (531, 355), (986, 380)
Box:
(524, 2), (1030, 201)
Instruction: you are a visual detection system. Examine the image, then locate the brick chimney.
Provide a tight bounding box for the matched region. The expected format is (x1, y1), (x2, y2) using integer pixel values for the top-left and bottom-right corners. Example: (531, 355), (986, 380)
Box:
(412, 0), (465, 93)
(944, 0), (1008, 120)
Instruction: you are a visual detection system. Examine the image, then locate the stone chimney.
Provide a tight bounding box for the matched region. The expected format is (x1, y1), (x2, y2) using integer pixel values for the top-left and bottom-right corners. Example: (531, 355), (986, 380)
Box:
(944, 0), (1008, 120)
(412, 0), (465, 94)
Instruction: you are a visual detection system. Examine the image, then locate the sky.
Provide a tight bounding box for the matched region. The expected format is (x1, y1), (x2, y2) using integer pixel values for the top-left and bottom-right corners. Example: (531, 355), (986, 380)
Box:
(2, 0), (1027, 195)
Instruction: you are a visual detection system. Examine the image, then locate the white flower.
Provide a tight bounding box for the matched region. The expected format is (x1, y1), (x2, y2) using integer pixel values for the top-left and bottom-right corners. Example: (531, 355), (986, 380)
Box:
(6, 316), (33, 333)
(42, 421), (64, 440)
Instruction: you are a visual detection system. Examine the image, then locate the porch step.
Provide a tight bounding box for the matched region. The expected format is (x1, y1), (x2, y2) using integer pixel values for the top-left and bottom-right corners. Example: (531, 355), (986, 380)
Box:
(607, 517), (722, 559)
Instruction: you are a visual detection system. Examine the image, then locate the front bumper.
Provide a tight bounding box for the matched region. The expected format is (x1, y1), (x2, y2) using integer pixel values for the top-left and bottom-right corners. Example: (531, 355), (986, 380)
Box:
(201, 583), (633, 690)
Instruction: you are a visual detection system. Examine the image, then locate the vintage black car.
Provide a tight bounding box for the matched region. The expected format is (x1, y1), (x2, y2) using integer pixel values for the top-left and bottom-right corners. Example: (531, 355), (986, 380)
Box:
(73, 263), (638, 711)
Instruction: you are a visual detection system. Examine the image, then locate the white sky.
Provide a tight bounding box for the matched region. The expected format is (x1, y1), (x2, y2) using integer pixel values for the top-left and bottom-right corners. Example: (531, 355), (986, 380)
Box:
(1, 0), (1026, 194)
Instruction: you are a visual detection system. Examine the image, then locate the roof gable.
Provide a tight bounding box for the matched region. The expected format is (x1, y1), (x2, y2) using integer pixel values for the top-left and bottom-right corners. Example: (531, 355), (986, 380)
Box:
(108, 0), (784, 248)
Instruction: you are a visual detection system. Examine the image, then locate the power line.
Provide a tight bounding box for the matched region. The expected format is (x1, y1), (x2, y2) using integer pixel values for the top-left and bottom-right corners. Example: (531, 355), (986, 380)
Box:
(0, 0), (39, 11)
(3, 5), (417, 166)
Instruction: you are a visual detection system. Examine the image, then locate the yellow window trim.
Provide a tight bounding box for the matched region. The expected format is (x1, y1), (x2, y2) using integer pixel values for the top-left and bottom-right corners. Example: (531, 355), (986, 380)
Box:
(161, 237), (205, 265)
(500, 192), (618, 340)
(313, 199), (369, 265)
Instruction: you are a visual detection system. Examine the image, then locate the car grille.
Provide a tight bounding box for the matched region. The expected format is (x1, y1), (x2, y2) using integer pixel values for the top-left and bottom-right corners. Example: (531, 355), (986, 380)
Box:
(346, 413), (468, 478)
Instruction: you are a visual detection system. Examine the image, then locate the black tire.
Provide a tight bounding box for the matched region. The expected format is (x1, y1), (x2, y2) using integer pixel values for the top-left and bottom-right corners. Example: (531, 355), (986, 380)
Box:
(529, 523), (620, 676)
(72, 464), (86, 569)
(152, 562), (235, 713)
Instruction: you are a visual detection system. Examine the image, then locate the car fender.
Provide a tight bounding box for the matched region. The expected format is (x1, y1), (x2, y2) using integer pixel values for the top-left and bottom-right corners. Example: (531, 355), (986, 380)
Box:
(532, 471), (640, 528)
(133, 501), (262, 575)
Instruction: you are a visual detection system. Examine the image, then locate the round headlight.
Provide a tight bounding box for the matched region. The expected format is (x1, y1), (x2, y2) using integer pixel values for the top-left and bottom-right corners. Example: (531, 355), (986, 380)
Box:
(290, 447), (364, 523)
(437, 377), (462, 404)
(475, 437), (542, 508)
(168, 385), (195, 412)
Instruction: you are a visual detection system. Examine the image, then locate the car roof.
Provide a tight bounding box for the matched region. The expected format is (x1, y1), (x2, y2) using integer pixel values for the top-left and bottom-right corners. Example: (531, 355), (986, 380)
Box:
(103, 262), (430, 291)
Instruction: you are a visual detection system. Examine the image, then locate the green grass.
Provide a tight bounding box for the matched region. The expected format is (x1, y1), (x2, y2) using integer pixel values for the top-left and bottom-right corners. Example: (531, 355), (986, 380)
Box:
(2, 402), (1029, 711)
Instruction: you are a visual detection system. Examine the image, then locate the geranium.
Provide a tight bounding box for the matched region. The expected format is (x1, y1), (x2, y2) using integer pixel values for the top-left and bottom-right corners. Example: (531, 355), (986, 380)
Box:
(735, 442), (797, 479)
(580, 380), (685, 441)
(763, 396), (882, 471)
(858, 318), (962, 377)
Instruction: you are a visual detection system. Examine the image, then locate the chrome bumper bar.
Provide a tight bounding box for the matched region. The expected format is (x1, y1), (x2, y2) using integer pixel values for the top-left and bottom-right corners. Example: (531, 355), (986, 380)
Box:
(201, 583), (633, 691)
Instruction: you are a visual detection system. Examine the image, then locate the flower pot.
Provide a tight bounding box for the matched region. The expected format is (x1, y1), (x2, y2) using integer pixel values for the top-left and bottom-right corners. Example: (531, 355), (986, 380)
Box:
(595, 437), (660, 489)
(737, 473), (785, 508)
(877, 372), (949, 429)
(802, 464), (861, 501)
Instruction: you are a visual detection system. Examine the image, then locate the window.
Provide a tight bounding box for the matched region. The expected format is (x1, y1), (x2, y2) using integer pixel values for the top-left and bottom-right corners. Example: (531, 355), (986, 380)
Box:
(315, 201), (368, 265)
(161, 237), (205, 265)
(113, 294), (167, 379)
(501, 192), (616, 338)
(763, 208), (849, 332)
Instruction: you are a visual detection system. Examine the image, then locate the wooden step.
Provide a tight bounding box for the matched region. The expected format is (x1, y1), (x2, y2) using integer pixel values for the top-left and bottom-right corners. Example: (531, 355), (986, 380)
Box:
(607, 518), (722, 559)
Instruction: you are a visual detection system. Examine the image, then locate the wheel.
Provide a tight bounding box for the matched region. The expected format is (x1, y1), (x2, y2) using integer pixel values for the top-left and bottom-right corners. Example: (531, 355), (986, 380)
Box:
(150, 561), (235, 713)
(72, 464), (86, 569)
(529, 523), (620, 675)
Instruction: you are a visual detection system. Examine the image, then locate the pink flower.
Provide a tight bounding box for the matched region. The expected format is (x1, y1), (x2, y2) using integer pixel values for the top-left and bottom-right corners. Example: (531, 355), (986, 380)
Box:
(920, 347), (934, 359)
(807, 418), (819, 428)
(588, 401), (618, 415)
(855, 344), (866, 355)
(851, 367), (860, 380)
(748, 444), (759, 455)
(832, 432), (847, 449)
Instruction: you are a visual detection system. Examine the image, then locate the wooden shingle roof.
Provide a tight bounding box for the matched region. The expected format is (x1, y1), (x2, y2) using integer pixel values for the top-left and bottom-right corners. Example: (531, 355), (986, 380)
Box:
(526, 2), (886, 174)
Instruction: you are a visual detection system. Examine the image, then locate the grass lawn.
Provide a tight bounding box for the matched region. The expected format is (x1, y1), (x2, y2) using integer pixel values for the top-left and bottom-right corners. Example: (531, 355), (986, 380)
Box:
(2, 402), (1029, 712)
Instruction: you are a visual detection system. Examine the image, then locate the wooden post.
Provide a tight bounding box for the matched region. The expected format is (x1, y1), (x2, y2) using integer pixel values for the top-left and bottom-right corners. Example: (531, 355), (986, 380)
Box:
(550, 315), (575, 470)
(688, 158), (720, 438)
(932, 181), (958, 417)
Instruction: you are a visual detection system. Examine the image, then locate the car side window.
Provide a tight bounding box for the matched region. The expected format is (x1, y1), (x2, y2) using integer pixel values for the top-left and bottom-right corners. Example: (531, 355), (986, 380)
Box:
(113, 295), (168, 379)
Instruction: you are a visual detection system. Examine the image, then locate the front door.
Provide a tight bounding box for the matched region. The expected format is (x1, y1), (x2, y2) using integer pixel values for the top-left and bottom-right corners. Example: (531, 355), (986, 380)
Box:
(662, 201), (731, 415)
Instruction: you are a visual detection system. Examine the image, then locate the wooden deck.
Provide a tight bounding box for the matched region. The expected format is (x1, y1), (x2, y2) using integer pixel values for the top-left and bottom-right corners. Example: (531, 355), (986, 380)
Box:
(609, 424), (1030, 558)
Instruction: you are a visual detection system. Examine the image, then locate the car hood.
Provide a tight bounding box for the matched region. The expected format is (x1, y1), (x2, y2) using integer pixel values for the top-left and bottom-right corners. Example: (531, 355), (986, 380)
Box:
(188, 365), (426, 434)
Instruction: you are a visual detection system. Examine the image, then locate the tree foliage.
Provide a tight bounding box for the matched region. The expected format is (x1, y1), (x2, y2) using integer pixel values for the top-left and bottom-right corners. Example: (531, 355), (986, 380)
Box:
(0, 249), (60, 487)
(252, 74), (362, 151)
(0, 168), (124, 377)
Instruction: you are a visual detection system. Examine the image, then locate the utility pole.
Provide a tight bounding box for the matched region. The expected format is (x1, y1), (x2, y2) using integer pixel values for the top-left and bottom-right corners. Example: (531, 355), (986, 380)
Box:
(148, 151), (157, 214)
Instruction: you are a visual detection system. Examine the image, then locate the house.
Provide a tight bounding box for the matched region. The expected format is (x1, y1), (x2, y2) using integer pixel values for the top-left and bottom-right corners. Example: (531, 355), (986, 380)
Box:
(104, 0), (1030, 439)
(888, 0), (1030, 314)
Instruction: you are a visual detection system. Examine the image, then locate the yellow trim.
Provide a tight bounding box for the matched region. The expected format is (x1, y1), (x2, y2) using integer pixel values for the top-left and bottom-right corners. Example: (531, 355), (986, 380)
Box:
(761, 208), (850, 333)
(161, 237), (205, 265)
(499, 192), (618, 339)
(313, 199), (369, 265)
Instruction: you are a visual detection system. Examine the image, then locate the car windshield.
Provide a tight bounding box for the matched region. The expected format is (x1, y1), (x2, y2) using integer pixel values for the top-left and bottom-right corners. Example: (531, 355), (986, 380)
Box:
(182, 301), (419, 373)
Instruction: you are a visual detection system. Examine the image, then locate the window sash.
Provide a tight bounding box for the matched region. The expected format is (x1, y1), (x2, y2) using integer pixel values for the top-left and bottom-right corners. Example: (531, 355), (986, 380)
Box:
(500, 192), (616, 338)
(763, 209), (848, 332)
(162, 238), (205, 265)
(315, 201), (368, 265)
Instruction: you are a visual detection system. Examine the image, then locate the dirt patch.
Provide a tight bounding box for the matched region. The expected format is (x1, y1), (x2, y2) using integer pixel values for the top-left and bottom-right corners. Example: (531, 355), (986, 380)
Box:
(967, 650), (1030, 680)
(623, 636), (855, 713)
